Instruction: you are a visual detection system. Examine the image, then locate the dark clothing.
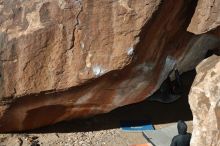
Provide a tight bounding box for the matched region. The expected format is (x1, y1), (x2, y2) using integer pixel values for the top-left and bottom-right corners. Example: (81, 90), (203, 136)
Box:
(172, 70), (183, 94)
(170, 133), (191, 146)
(171, 121), (191, 146)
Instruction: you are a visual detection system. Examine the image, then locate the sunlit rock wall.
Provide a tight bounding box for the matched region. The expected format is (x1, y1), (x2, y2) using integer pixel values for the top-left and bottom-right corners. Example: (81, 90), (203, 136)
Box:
(189, 55), (220, 146)
(0, 0), (220, 132)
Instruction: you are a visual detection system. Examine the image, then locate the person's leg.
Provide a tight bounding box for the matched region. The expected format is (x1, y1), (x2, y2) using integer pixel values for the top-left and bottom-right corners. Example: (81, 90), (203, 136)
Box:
(175, 70), (182, 88)
(171, 70), (183, 94)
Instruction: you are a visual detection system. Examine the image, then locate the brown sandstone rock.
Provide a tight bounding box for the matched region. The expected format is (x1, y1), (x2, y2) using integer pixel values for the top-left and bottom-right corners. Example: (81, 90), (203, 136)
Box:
(187, 1), (220, 145)
(0, 0), (219, 132)
(188, 0), (220, 34)
(189, 55), (220, 146)
(1, 0), (159, 98)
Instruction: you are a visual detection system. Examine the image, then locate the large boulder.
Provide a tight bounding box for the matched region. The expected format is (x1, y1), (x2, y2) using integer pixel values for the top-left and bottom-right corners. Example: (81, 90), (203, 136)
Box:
(0, 0), (219, 132)
(187, 1), (220, 145)
(1, 0), (162, 98)
(187, 0), (220, 34)
(189, 55), (220, 146)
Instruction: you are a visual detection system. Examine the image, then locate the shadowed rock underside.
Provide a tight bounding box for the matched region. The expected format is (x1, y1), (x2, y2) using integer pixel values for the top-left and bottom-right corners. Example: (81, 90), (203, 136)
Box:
(0, 0), (220, 132)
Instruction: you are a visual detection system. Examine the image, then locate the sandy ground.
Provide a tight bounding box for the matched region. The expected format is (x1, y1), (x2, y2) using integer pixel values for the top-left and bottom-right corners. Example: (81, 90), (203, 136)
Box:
(0, 70), (195, 146)
(0, 122), (192, 146)
(0, 130), (148, 146)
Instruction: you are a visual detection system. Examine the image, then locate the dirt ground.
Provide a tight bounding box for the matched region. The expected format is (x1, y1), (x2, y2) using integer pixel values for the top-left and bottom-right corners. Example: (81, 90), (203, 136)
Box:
(0, 70), (195, 146)
(0, 122), (192, 146)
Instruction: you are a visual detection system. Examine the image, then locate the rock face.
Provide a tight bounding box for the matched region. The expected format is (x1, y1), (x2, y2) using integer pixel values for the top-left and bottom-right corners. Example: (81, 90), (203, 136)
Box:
(189, 55), (220, 146)
(188, 1), (220, 145)
(0, 0), (220, 132)
(1, 0), (160, 98)
(187, 0), (220, 34)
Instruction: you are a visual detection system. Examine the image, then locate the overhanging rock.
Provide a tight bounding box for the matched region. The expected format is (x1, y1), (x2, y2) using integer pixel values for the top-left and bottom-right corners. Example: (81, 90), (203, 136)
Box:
(0, 0), (220, 132)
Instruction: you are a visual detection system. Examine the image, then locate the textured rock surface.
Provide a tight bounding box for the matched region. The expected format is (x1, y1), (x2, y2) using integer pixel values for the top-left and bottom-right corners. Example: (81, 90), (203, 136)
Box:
(0, 0), (220, 132)
(1, 0), (160, 98)
(188, 1), (220, 145)
(188, 0), (220, 34)
(189, 55), (220, 146)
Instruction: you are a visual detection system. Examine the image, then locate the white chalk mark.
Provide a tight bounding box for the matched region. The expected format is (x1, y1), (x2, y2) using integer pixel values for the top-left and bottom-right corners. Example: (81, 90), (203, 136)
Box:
(92, 65), (105, 77)
(127, 47), (134, 55)
(80, 41), (84, 49)
(86, 52), (92, 68)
